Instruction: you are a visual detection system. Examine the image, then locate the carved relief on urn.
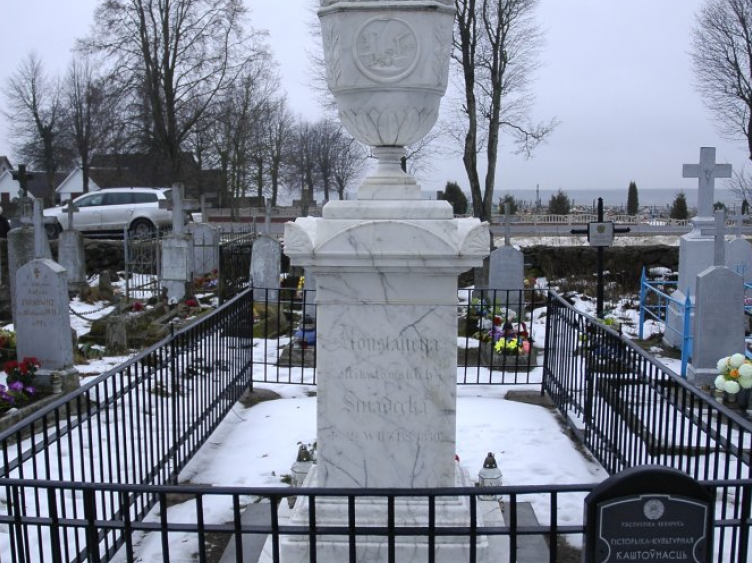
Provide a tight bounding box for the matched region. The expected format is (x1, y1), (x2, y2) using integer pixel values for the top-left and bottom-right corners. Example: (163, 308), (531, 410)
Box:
(319, 0), (455, 161)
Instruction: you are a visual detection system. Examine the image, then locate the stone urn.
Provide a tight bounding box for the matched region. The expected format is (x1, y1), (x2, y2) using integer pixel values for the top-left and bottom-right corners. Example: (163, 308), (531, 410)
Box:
(319, 0), (455, 200)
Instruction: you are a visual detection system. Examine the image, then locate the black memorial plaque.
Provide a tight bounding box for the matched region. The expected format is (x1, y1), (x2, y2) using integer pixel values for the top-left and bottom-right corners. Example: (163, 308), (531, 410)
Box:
(584, 467), (713, 563)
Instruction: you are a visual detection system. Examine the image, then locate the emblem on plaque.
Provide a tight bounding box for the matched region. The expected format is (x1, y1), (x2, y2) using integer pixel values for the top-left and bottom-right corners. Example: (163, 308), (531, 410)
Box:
(354, 18), (420, 83)
(643, 499), (666, 520)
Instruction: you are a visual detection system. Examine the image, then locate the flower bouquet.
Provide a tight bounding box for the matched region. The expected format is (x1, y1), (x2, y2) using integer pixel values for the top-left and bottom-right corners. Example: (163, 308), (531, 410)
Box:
(4, 357), (40, 388)
(491, 319), (531, 356)
(715, 354), (752, 396)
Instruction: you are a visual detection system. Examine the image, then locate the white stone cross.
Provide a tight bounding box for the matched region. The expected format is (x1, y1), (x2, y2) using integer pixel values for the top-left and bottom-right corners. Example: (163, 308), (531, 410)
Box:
(683, 147), (732, 220)
(64, 200), (79, 231)
(730, 210), (746, 239)
(503, 203), (512, 246)
(714, 209), (727, 267)
(171, 183), (185, 235)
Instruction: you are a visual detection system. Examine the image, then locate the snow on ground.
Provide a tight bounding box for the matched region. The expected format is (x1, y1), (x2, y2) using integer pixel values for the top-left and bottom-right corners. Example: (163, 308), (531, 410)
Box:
(3, 237), (688, 560)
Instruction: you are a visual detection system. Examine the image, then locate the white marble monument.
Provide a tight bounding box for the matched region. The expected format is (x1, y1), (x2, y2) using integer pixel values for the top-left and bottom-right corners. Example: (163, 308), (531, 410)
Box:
(665, 147), (732, 349)
(687, 212), (745, 387)
(277, 0), (492, 561)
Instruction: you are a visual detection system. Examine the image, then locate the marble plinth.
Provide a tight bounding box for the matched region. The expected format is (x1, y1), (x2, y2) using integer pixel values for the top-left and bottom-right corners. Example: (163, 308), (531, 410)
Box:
(272, 466), (492, 563)
(281, 200), (490, 562)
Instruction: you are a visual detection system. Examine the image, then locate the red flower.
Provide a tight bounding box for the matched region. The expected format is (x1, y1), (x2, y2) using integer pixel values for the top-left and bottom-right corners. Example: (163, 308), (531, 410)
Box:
(185, 299), (199, 308)
(131, 302), (144, 311)
(493, 316), (502, 326)
(3, 360), (18, 374)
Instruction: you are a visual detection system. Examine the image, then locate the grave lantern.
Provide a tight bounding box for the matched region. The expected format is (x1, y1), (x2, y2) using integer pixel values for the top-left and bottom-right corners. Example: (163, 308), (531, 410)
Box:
(290, 444), (314, 488)
(477, 452), (503, 500)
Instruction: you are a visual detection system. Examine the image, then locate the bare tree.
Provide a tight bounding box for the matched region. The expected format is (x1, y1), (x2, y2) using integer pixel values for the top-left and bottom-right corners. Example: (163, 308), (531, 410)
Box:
(331, 134), (367, 200)
(265, 97), (295, 206)
(692, 0), (752, 160)
(60, 55), (121, 194)
(3, 53), (71, 204)
(452, 0), (557, 222)
(82, 0), (261, 179)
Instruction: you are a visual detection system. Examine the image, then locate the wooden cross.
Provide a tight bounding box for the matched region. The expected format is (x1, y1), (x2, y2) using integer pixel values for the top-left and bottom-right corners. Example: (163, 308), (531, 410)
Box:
(11, 164), (33, 203)
(683, 147), (732, 220)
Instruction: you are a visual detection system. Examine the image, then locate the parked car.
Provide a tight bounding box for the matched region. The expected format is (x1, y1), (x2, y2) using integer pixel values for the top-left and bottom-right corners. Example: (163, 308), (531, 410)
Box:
(43, 187), (177, 239)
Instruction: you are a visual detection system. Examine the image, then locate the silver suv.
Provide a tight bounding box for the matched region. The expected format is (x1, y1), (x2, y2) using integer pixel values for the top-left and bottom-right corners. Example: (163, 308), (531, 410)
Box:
(44, 187), (175, 239)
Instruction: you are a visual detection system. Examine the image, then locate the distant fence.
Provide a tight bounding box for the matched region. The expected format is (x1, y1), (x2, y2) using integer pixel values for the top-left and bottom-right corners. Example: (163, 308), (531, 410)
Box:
(490, 214), (692, 226)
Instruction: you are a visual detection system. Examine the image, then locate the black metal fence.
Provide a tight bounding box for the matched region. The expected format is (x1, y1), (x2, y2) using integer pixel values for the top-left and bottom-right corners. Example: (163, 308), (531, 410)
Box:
(544, 290), (752, 561)
(0, 288), (751, 561)
(0, 289), (254, 562)
(249, 287), (547, 386)
(217, 232), (254, 303)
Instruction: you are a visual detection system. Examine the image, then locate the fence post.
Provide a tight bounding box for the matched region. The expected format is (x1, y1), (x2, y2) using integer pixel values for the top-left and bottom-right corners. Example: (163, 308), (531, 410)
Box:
(84, 488), (102, 563)
(638, 268), (647, 340)
(170, 323), (179, 482)
(681, 290), (692, 378)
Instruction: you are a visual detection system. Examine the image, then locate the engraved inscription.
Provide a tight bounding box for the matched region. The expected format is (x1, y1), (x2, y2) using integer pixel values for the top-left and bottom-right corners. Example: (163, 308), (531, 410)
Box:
(343, 389), (428, 415)
(347, 337), (439, 358)
(342, 430), (446, 443)
(340, 366), (437, 381)
(354, 18), (420, 83)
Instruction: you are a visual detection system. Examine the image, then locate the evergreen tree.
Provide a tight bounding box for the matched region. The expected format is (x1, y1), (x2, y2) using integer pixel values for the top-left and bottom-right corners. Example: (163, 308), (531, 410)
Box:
(499, 193), (518, 215)
(627, 181), (639, 215)
(547, 189), (571, 215)
(713, 201), (727, 212)
(669, 192), (689, 220)
(439, 181), (468, 215)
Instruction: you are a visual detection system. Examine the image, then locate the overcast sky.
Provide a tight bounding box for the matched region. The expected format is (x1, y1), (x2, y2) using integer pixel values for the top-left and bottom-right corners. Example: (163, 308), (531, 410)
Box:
(0, 0), (747, 201)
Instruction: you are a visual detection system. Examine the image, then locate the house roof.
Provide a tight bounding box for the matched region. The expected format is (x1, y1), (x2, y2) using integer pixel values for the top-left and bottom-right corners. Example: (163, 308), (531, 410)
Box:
(14, 170), (68, 200)
(89, 152), (218, 198)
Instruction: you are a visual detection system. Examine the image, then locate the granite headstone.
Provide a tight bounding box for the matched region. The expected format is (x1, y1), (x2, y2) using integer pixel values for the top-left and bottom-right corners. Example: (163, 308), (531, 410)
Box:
(250, 235), (281, 302)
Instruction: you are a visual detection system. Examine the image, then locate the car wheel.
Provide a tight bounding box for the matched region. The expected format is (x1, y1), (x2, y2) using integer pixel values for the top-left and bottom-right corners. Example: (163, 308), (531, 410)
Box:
(129, 219), (155, 239)
(45, 222), (61, 240)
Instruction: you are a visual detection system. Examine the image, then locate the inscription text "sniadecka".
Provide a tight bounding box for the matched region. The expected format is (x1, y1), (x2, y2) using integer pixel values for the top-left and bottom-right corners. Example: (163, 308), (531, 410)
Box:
(348, 337), (439, 358)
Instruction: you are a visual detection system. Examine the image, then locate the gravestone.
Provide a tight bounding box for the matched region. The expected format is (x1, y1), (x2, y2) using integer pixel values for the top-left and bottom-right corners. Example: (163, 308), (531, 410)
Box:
(726, 211), (752, 282)
(584, 466), (713, 563)
(276, 1), (494, 561)
(8, 199), (53, 325)
(189, 222), (220, 276)
(57, 200), (86, 291)
(161, 184), (194, 303)
(250, 235), (281, 302)
(665, 147), (732, 349)
(488, 204), (524, 311)
(687, 212), (745, 387)
(15, 259), (80, 392)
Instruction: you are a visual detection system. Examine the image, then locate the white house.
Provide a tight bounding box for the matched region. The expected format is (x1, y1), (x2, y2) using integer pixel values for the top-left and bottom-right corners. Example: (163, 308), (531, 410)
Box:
(0, 171), (22, 205)
(56, 168), (102, 203)
(0, 157), (12, 176)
